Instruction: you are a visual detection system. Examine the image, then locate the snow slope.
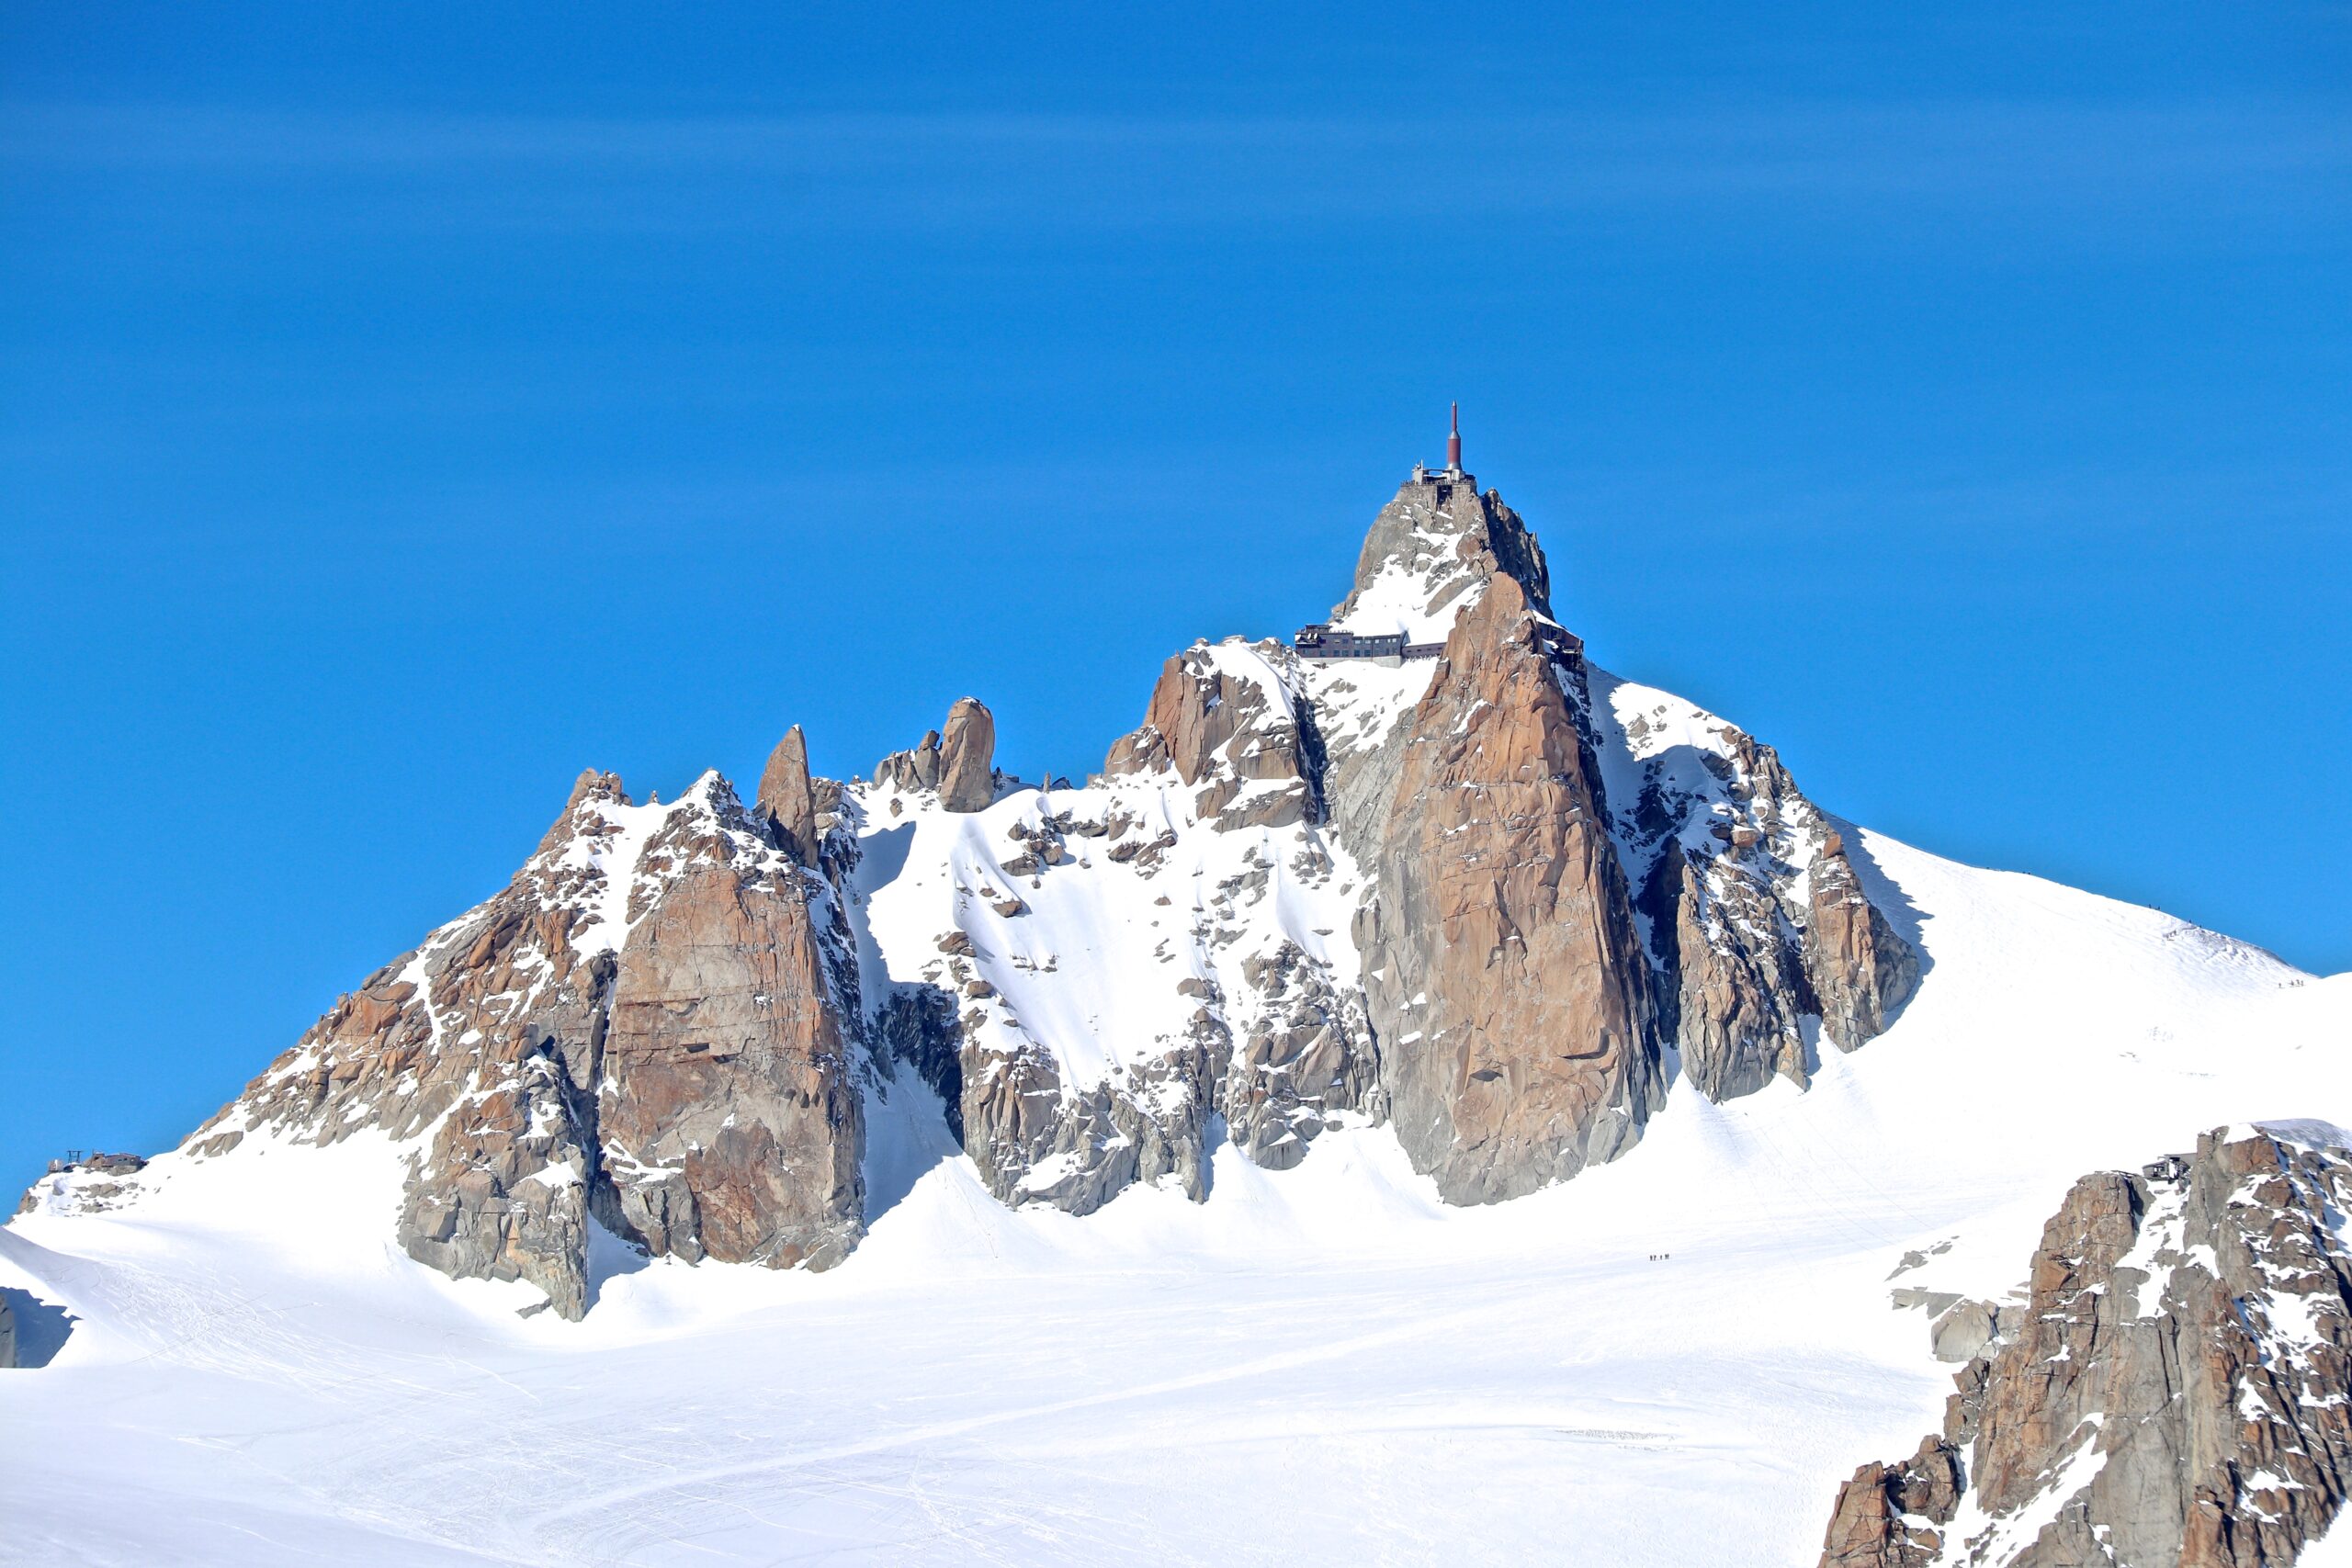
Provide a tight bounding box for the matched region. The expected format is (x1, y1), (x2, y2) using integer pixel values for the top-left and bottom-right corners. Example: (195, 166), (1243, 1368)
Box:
(851, 731), (1363, 1104)
(4, 824), (2344, 1566)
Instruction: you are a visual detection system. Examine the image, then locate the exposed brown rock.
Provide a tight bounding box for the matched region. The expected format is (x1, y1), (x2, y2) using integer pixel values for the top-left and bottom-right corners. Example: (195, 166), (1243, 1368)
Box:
(1668, 845), (1809, 1100)
(1102, 644), (1318, 830)
(1608, 694), (1917, 1105)
(1334, 470), (1550, 627)
(939, 697), (996, 813)
(884, 1005), (1217, 1218)
(876, 729), (943, 793)
(1357, 572), (1663, 1204)
(1102, 726), (1168, 776)
(187, 769), (865, 1318)
(1820, 1438), (1962, 1567)
(1819, 1124), (2352, 1566)
(595, 852), (864, 1271)
(1806, 838), (1922, 1052)
(1220, 942), (1379, 1170)
(755, 724), (819, 864)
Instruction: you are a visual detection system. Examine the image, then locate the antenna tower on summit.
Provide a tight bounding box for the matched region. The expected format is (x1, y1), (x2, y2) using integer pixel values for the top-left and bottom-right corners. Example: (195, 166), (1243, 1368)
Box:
(1406, 402), (1474, 487)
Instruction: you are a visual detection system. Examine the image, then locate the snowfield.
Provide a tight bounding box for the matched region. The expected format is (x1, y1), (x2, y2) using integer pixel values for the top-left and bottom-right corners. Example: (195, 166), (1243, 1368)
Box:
(3, 825), (2345, 1566)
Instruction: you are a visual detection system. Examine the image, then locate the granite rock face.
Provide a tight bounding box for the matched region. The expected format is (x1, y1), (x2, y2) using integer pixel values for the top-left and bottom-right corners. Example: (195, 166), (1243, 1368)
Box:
(1662, 841), (1812, 1100)
(939, 696), (997, 813)
(1601, 694), (1919, 1100)
(188, 769), (865, 1318)
(594, 854), (864, 1270)
(1807, 831), (1923, 1052)
(870, 647), (1381, 1217)
(1219, 940), (1379, 1171)
(1334, 468), (1552, 632)
(1819, 1123), (2352, 1566)
(755, 725), (820, 865)
(1820, 1438), (1967, 1567)
(1353, 572), (1663, 1203)
(1104, 643), (1323, 830)
(872, 697), (999, 813)
(876, 729), (944, 794)
(1303, 468), (1917, 1200)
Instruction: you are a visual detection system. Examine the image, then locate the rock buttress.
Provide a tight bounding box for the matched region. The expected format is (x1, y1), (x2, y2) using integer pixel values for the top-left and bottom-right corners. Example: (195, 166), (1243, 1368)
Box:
(594, 843), (864, 1271)
(756, 725), (819, 864)
(187, 769), (865, 1317)
(939, 696), (997, 813)
(1358, 573), (1665, 1204)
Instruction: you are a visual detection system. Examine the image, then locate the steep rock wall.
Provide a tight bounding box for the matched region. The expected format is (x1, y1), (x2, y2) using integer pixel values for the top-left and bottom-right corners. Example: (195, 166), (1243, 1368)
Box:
(1354, 573), (1664, 1203)
(1820, 1123), (2352, 1566)
(187, 770), (865, 1316)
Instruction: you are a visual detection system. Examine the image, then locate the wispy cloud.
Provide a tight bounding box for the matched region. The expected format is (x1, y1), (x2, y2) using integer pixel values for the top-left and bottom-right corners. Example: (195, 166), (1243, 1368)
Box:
(6, 97), (2346, 246)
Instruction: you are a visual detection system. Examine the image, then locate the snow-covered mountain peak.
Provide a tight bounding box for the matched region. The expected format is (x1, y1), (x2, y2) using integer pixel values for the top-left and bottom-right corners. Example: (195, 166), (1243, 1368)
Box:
(9, 451), (2348, 1564)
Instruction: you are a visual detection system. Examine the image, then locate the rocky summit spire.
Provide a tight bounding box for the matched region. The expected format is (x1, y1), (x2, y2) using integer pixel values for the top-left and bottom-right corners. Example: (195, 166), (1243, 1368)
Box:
(756, 725), (819, 864)
(938, 697), (996, 813)
(1332, 467), (1551, 641)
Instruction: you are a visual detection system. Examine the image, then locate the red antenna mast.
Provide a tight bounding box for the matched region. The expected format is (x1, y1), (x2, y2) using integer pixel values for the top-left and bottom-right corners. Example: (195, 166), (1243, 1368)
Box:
(1447, 401), (1462, 471)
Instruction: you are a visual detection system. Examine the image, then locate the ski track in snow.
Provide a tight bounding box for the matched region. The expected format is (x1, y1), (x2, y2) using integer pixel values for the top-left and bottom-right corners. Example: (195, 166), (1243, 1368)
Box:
(4, 827), (2347, 1565)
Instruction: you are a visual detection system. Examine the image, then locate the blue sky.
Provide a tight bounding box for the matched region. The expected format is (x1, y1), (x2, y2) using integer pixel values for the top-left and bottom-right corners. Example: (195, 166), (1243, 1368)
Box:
(3, 4), (2346, 1179)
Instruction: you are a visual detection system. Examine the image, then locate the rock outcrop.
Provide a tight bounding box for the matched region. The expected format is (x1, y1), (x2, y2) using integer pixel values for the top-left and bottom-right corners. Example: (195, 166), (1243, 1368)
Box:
(16, 1155), (150, 1219)
(871, 697), (999, 813)
(188, 769), (865, 1317)
(1600, 687), (1920, 1100)
(1219, 939), (1379, 1170)
(863, 636), (1382, 1217)
(1661, 841), (1811, 1099)
(1807, 830), (1922, 1051)
(1819, 1122), (2352, 1566)
(1334, 468), (1551, 633)
(1353, 571), (1663, 1203)
(593, 853), (864, 1270)
(875, 729), (944, 794)
(1104, 644), (1322, 830)
(1820, 1438), (1967, 1567)
(939, 697), (997, 813)
(755, 725), (819, 864)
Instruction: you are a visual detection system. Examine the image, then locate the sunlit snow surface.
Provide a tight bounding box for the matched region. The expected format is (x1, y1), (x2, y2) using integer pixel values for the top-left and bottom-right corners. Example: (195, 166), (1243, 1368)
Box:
(4, 832), (2346, 1566)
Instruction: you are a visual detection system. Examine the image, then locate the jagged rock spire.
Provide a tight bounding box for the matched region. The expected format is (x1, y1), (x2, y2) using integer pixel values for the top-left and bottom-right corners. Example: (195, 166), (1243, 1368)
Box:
(939, 697), (996, 813)
(873, 698), (998, 812)
(756, 726), (819, 864)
